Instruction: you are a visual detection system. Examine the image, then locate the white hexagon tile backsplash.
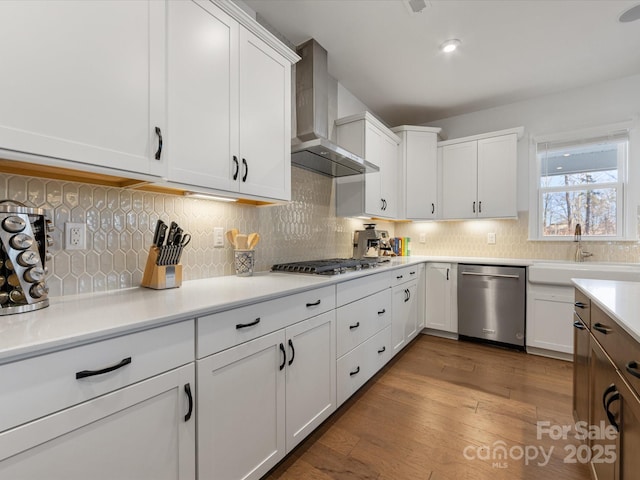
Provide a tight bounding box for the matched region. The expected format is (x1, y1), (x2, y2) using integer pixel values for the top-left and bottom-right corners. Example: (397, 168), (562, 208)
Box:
(0, 168), (371, 297)
(1, 166), (637, 298)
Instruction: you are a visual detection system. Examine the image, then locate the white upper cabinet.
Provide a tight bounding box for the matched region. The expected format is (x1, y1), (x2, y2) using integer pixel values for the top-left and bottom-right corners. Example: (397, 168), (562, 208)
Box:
(336, 112), (400, 218)
(440, 128), (522, 219)
(167, 0), (238, 193)
(392, 126), (442, 220)
(167, 0), (295, 201)
(0, 0), (166, 178)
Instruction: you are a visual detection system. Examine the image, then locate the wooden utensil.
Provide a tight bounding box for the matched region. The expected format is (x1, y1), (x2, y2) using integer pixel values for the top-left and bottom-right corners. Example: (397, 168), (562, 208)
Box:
(226, 229), (237, 247)
(235, 234), (248, 249)
(248, 233), (260, 249)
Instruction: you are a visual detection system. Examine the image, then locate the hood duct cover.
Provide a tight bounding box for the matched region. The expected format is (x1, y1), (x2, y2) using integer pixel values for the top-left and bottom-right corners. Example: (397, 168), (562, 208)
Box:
(291, 39), (379, 177)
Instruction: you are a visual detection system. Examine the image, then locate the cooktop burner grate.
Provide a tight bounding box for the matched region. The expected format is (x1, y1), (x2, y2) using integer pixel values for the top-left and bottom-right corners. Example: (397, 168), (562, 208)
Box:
(271, 258), (381, 275)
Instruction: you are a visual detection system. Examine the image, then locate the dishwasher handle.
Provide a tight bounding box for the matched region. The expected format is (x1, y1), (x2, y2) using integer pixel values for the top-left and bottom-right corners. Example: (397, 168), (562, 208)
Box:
(460, 271), (520, 279)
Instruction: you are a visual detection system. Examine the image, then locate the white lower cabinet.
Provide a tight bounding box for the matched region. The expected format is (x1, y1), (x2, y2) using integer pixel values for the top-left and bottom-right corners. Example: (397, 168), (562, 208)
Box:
(337, 326), (392, 406)
(391, 265), (422, 356)
(424, 263), (458, 335)
(526, 283), (574, 357)
(0, 321), (196, 480)
(197, 310), (336, 480)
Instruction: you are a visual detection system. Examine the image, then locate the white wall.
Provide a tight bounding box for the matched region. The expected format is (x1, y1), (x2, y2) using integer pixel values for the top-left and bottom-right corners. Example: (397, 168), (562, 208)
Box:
(427, 73), (640, 213)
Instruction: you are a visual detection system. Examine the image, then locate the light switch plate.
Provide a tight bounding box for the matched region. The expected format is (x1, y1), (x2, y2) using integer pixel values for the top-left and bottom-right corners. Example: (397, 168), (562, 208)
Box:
(419, 233), (426, 243)
(487, 232), (496, 245)
(213, 227), (224, 247)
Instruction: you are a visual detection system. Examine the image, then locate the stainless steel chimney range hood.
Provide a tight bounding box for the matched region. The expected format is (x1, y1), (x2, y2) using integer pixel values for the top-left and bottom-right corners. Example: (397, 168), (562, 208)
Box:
(291, 39), (379, 177)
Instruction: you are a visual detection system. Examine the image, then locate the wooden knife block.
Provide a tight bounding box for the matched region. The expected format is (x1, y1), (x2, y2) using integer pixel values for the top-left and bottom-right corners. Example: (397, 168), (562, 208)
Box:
(141, 246), (183, 289)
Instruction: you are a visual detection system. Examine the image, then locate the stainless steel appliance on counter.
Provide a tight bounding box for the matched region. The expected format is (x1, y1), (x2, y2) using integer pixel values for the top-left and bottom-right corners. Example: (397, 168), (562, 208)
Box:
(271, 258), (384, 275)
(457, 264), (526, 350)
(0, 201), (53, 314)
(352, 224), (391, 258)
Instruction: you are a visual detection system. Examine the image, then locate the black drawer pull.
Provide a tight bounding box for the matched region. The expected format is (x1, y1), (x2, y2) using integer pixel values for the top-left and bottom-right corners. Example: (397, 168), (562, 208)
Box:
(396, 275), (403, 279)
(593, 323), (613, 335)
(184, 383), (194, 422)
(306, 300), (321, 307)
(76, 357), (132, 379)
(573, 320), (586, 330)
(626, 361), (640, 379)
(410, 271), (416, 275)
(349, 366), (360, 376)
(378, 346), (386, 354)
(349, 322), (360, 330)
(378, 309), (386, 315)
(236, 318), (260, 329)
(574, 301), (588, 309)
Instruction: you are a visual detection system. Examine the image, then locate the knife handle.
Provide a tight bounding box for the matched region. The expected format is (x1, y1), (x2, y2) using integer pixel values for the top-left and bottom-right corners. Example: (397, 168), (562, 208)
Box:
(156, 223), (168, 247)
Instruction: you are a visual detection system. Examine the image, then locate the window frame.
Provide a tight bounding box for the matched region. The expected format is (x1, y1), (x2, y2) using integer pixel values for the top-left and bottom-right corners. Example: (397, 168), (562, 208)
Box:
(529, 121), (637, 242)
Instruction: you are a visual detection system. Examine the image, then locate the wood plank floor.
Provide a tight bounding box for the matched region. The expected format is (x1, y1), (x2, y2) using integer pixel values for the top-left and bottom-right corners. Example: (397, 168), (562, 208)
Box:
(266, 335), (591, 480)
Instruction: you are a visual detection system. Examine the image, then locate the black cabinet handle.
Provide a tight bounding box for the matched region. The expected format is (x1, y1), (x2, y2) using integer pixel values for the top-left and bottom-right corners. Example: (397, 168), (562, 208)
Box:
(184, 383), (193, 422)
(626, 361), (640, 379)
(306, 300), (321, 307)
(396, 275), (403, 280)
(154, 127), (163, 160)
(408, 289), (411, 301)
(288, 339), (295, 366)
(349, 322), (360, 330)
(446, 268), (449, 281)
(473, 201), (476, 213)
(431, 203), (435, 215)
(279, 343), (286, 370)
(378, 346), (386, 354)
(573, 320), (586, 330)
(232, 156), (239, 180)
(236, 317), (260, 329)
(350, 366), (360, 376)
(242, 158), (248, 182)
(404, 288), (410, 302)
(410, 271), (416, 276)
(76, 357), (132, 379)
(593, 323), (613, 335)
(378, 309), (386, 315)
(603, 384), (620, 432)
(478, 201), (482, 213)
(574, 302), (588, 309)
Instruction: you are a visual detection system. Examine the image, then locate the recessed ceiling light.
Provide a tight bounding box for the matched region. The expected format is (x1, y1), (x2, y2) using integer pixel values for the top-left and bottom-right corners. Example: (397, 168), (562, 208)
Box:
(619, 3), (640, 22)
(440, 39), (461, 53)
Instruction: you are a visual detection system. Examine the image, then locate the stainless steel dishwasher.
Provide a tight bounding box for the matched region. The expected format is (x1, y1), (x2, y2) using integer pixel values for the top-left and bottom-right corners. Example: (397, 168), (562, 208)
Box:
(457, 264), (526, 350)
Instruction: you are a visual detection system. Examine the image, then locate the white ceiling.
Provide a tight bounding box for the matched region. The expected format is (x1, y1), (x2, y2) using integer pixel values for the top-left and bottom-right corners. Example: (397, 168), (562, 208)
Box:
(244, 0), (640, 127)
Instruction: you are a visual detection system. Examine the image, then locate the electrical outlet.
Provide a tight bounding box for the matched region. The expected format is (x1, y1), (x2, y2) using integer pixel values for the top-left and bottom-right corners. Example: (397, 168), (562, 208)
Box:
(487, 232), (496, 245)
(419, 233), (426, 243)
(213, 227), (224, 247)
(65, 222), (86, 250)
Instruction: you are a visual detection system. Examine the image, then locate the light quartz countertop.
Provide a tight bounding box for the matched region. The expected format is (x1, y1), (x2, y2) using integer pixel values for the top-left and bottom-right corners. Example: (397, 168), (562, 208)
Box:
(0, 255), (537, 364)
(573, 278), (640, 344)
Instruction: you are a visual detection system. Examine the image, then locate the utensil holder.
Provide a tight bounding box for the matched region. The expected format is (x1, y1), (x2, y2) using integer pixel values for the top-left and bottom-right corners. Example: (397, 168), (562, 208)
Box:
(141, 246), (183, 289)
(234, 249), (255, 276)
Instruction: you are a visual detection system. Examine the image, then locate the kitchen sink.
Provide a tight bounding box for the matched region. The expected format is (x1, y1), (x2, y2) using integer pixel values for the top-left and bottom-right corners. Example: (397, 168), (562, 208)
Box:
(528, 261), (640, 286)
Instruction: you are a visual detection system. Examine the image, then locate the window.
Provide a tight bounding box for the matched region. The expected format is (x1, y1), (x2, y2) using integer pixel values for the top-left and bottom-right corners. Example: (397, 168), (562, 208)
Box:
(536, 131), (628, 239)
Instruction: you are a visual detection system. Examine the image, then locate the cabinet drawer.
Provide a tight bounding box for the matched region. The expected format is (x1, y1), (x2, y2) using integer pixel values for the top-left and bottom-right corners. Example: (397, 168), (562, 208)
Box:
(337, 289), (391, 358)
(574, 289), (591, 326)
(591, 304), (640, 396)
(337, 272), (391, 307)
(392, 265), (421, 286)
(337, 325), (391, 406)
(0, 320), (194, 434)
(197, 285), (335, 358)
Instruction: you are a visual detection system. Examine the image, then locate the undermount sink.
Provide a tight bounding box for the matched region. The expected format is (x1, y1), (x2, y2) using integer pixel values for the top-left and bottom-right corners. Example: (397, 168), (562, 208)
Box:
(528, 262), (640, 286)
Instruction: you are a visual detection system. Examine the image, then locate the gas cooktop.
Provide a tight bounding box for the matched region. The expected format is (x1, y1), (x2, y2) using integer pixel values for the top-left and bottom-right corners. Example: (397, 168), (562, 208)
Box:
(271, 258), (386, 275)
